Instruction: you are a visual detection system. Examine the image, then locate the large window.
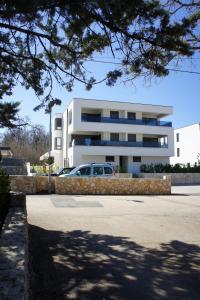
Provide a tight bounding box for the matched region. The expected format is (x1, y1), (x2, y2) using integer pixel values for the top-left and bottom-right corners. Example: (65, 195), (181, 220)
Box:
(133, 156), (141, 162)
(54, 137), (62, 150)
(68, 110), (72, 125)
(110, 133), (119, 141)
(128, 134), (136, 142)
(55, 118), (62, 130)
(106, 156), (115, 162)
(127, 112), (136, 120)
(110, 111), (119, 119)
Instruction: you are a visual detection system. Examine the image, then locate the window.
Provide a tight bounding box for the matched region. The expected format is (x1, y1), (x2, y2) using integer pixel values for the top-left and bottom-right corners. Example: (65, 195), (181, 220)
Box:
(128, 134), (136, 142)
(104, 166), (113, 175)
(77, 166), (91, 176)
(133, 156), (141, 162)
(106, 156), (115, 162)
(176, 133), (179, 142)
(110, 111), (119, 119)
(110, 133), (119, 141)
(55, 118), (62, 130)
(127, 112), (136, 120)
(68, 110), (72, 125)
(93, 166), (104, 176)
(177, 148), (180, 157)
(54, 137), (62, 150)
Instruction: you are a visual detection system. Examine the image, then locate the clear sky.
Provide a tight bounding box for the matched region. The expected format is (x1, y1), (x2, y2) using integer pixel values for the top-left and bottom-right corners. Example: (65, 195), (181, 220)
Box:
(1, 57), (199, 133)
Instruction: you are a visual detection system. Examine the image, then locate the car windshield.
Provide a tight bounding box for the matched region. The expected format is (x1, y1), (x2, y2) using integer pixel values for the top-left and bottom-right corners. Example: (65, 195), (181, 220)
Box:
(56, 168), (64, 174)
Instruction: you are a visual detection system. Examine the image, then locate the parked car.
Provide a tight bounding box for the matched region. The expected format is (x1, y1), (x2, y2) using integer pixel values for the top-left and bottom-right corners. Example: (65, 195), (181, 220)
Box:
(59, 163), (114, 177)
(51, 167), (76, 176)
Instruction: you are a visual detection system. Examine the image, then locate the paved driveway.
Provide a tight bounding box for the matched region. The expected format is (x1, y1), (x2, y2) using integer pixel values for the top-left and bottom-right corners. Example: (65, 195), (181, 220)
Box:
(27, 186), (200, 300)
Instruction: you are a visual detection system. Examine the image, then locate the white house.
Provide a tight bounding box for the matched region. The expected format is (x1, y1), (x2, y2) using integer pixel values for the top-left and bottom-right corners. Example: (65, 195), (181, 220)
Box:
(41, 98), (174, 173)
(170, 123), (200, 165)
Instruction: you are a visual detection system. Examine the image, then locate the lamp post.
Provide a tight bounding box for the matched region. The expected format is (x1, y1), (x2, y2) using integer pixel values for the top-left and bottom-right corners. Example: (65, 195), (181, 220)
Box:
(48, 106), (52, 194)
(46, 99), (61, 194)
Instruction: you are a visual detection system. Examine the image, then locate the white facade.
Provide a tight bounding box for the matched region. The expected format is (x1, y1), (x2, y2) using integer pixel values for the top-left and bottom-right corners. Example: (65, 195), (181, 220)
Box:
(44, 98), (174, 173)
(170, 123), (200, 165)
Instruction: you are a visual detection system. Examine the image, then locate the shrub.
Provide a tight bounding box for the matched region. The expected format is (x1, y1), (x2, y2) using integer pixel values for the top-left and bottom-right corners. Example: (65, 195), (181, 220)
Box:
(0, 168), (10, 194)
(140, 163), (200, 173)
(0, 168), (10, 232)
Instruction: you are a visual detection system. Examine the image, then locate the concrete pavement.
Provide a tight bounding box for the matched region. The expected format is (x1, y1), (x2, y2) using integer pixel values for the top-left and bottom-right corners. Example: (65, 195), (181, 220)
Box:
(27, 186), (200, 300)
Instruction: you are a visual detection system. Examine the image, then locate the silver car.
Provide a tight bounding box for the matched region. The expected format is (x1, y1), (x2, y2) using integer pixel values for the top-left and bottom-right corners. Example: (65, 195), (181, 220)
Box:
(60, 163), (114, 177)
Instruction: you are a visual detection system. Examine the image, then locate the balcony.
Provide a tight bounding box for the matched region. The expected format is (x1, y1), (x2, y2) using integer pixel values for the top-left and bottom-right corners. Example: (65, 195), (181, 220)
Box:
(70, 139), (168, 148)
(81, 114), (172, 127)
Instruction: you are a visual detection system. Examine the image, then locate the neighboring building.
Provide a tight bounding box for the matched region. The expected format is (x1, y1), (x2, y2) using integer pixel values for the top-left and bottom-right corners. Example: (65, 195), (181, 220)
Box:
(170, 123), (200, 165)
(41, 98), (174, 173)
(0, 146), (13, 158)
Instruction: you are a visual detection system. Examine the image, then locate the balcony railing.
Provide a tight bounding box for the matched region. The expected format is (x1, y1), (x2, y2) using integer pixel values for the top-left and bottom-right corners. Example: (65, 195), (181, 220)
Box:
(70, 139), (168, 148)
(81, 114), (172, 127)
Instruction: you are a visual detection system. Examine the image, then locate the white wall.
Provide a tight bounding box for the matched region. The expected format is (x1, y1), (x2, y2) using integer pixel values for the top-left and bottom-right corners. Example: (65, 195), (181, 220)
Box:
(170, 124), (200, 165)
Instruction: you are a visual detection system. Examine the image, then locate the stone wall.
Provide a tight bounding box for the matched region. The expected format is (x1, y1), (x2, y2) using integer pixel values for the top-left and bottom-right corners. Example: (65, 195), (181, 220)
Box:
(0, 193), (28, 300)
(10, 176), (55, 194)
(10, 175), (171, 195)
(55, 176), (171, 195)
(140, 173), (200, 185)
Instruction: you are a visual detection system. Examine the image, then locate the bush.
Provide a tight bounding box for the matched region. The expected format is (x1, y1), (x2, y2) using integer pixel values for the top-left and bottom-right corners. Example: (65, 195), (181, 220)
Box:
(0, 168), (10, 194)
(140, 163), (200, 173)
(0, 168), (10, 232)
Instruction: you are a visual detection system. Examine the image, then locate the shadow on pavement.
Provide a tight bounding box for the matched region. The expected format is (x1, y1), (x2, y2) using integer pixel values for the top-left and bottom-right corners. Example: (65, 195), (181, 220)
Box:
(29, 225), (200, 300)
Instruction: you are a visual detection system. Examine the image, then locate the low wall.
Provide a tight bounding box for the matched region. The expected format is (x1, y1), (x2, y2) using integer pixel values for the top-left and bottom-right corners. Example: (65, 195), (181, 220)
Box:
(0, 193), (28, 300)
(10, 175), (171, 195)
(10, 176), (55, 194)
(140, 173), (200, 185)
(55, 176), (171, 195)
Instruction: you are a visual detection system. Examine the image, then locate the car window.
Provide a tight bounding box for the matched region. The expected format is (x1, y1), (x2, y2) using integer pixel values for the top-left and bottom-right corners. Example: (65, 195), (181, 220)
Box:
(104, 166), (113, 175)
(62, 169), (71, 174)
(77, 166), (91, 176)
(93, 166), (104, 176)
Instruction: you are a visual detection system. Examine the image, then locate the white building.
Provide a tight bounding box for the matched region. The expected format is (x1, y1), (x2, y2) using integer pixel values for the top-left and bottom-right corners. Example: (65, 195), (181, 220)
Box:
(170, 123), (200, 165)
(41, 98), (174, 173)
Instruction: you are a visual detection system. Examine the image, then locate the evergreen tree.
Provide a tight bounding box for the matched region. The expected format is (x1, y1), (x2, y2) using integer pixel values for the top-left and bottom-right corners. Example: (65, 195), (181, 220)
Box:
(0, 0), (199, 127)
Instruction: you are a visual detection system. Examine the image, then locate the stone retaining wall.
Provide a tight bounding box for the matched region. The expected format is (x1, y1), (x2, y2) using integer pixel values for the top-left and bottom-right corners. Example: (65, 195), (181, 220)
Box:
(140, 173), (200, 185)
(55, 176), (171, 195)
(10, 175), (171, 195)
(10, 176), (55, 194)
(0, 193), (28, 300)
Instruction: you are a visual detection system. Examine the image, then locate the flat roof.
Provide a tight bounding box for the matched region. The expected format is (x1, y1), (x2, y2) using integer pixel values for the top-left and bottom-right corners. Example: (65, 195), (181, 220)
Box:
(175, 123), (200, 130)
(72, 97), (173, 109)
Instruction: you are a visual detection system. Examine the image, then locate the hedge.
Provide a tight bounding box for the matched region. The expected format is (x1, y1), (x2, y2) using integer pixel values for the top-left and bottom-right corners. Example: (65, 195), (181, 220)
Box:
(140, 163), (200, 173)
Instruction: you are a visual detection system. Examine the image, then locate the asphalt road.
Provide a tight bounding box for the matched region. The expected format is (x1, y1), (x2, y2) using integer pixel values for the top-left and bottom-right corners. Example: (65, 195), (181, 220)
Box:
(27, 186), (200, 300)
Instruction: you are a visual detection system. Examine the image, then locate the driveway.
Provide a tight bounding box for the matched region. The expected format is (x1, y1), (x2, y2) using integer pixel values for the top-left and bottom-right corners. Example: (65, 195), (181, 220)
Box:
(27, 186), (200, 300)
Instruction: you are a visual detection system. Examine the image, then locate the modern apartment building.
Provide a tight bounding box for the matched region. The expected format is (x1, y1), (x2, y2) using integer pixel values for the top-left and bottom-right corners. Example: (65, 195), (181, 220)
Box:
(170, 123), (200, 165)
(41, 98), (174, 173)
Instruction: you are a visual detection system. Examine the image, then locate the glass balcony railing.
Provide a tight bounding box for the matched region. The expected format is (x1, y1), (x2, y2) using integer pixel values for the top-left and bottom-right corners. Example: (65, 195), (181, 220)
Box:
(70, 140), (168, 148)
(81, 114), (172, 127)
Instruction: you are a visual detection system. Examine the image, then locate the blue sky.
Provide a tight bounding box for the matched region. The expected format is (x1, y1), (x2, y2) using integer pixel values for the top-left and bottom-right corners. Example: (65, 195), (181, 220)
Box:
(1, 58), (199, 133)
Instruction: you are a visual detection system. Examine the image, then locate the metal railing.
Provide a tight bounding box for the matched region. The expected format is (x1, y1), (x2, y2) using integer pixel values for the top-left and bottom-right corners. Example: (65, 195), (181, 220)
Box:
(70, 139), (168, 148)
(81, 114), (172, 127)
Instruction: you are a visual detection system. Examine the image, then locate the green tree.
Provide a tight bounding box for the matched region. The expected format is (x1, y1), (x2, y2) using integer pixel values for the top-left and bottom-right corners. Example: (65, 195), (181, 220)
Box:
(0, 0), (199, 127)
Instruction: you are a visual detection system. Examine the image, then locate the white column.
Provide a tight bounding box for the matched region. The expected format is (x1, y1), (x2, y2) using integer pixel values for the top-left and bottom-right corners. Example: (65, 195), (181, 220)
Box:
(136, 111), (142, 119)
